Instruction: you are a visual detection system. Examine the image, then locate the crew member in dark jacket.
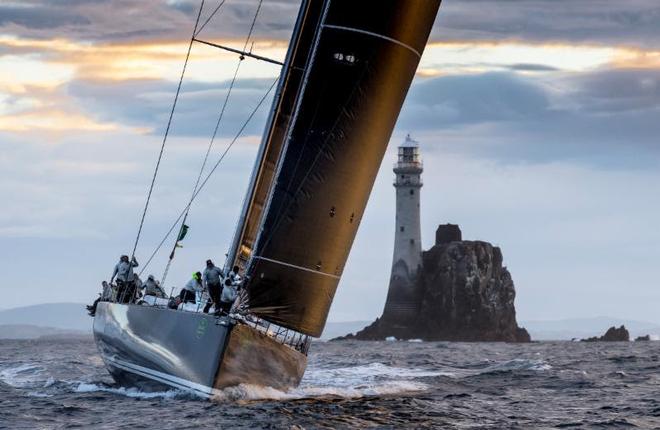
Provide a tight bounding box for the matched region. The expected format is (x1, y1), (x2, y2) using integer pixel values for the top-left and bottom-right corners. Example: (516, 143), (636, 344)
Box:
(203, 259), (224, 314)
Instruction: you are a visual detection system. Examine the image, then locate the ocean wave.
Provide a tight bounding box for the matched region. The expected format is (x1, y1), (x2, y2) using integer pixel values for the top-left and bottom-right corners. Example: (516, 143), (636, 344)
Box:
(306, 359), (551, 385)
(479, 358), (552, 374)
(306, 362), (455, 383)
(27, 391), (53, 398)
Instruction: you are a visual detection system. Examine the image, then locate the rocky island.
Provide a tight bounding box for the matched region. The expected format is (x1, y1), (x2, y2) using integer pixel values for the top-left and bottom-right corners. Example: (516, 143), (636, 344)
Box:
(339, 225), (530, 342)
(581, 325), (630, 342)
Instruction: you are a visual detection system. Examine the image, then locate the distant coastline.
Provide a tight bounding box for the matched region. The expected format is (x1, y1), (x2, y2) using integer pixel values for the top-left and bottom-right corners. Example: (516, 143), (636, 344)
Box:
(1, 303), (659, 341)
(0, 324), (89, 340)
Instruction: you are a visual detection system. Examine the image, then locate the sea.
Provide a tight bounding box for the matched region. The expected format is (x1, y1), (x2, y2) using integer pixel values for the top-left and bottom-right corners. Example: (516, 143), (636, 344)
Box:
(0, 337), (658, 429)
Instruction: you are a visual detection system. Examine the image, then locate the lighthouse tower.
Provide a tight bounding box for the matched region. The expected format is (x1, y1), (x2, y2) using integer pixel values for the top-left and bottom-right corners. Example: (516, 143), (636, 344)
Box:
(382, 134), (423, 322)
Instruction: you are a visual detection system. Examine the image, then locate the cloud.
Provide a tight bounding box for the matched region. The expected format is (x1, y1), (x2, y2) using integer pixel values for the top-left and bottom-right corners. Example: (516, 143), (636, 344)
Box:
(0, 2), (91, 30)
(569, 68), (660, 113)
(0, 0), (300, 43)
(2, 0), (660, 50)
(397, 70), (660, 168)
(433, 0), (660, 48)
(402, 73), (550, 127)
(508, 63), (559, 72)
(67, 77), (277, 137)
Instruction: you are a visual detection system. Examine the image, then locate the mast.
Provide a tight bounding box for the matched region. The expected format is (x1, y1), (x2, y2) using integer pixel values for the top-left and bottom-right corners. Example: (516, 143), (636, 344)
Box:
(240, 0), (442, 337)
(225, 0), (325, 273)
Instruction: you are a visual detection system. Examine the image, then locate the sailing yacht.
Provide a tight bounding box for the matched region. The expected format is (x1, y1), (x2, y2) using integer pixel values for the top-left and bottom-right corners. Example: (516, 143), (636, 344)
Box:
(93, 0), (441, 397)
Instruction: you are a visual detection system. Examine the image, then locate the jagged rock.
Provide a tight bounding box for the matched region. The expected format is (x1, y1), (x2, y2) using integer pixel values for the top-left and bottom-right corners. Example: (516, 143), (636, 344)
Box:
(436, 224), (462, 245)
(338, 238), (530, 342)
(581, 325), (630, 342)
(634, 335), (651, 342)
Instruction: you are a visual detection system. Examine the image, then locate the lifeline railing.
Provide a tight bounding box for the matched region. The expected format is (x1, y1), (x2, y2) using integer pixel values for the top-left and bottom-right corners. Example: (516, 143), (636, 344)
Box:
(239, 313), (311, 355)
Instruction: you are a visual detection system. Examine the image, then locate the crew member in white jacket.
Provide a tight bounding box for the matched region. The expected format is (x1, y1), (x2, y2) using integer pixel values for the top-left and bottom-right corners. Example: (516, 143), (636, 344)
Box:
(219, 278), (237, 314)
(179, 272), (202, 304)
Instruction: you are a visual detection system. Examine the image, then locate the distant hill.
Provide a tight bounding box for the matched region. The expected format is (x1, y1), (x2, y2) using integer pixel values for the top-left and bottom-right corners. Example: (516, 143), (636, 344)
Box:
(0, 324), (89, 340)
(0, 303), (91, 332)
(520, 317), (660, 340)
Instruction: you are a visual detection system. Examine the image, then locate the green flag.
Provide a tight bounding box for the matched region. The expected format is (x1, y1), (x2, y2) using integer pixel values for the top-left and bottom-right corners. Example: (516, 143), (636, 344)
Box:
(177, 224), (189, 242)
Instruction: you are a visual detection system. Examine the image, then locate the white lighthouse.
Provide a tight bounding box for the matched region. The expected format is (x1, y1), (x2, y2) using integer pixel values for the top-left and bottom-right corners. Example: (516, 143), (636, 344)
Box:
(382, 134), (423, 322)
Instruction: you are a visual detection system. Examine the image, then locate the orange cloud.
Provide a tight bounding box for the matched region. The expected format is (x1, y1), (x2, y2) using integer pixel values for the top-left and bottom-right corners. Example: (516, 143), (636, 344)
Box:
(0, 110), (117, 132)
(2, 35), (659, 135)
(612, 49), (660, 69)
(0, 35), (287, 83)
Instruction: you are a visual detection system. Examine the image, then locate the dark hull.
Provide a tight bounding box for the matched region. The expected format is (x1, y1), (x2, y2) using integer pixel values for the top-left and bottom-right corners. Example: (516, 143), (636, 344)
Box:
(93, 302), (306, 397)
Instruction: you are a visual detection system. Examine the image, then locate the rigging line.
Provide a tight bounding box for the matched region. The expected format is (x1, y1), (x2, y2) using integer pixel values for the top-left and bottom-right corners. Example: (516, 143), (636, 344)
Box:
(129, 0), (205, 261)
(197, 1), (270, 217)
(195, 52), (243, 196)
(194, 0), (228, 38)
(241, 0), (264, 53)
(195, 0), (264, 52)
(159, 0), (265, 284)
(182, 0), (265, 219)
(139, 77), (279, 276)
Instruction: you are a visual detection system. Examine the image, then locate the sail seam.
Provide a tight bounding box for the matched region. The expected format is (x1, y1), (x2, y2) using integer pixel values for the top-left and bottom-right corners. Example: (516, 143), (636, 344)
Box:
(322, 24), (421, 58)
(253, 256), (340, 279)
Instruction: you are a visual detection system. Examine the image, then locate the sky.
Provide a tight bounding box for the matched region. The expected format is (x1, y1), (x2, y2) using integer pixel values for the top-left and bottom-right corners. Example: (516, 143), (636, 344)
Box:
(1, 0), (659, 325)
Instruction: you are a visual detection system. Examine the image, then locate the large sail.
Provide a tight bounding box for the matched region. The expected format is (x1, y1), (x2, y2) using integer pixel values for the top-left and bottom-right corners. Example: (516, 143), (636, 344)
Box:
(244, 0), (442, 337)
(226, 0), (326, 272)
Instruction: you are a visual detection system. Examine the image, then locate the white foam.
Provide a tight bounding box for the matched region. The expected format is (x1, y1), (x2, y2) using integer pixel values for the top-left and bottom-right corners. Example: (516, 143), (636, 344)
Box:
(27, 391), (53, 398)
(484, 358), (552, 372)
(213, 380), (428, 402)
(217, 359), (553, 402)
(74, 382), (185, 399)
(212, 362), (450, 401)
(385, 336), (397, 342)
(0, 363), (45, 388)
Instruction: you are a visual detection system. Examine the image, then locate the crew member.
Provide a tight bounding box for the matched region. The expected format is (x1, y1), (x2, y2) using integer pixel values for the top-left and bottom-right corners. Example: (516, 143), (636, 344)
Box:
(203, 259), (224, 314)
(144, 274), (166, 298)
(87, 281), (114, 317)
(219, 278), (237, 314)
(179, 272), (202, 304)
(228, 265), (242, 285)
(110, 255), (139, 304)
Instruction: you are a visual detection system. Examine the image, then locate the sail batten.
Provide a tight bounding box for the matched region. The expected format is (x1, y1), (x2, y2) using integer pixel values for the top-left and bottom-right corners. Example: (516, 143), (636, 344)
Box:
(240, 0), (442, 337)
(321, 24), (422, 58)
